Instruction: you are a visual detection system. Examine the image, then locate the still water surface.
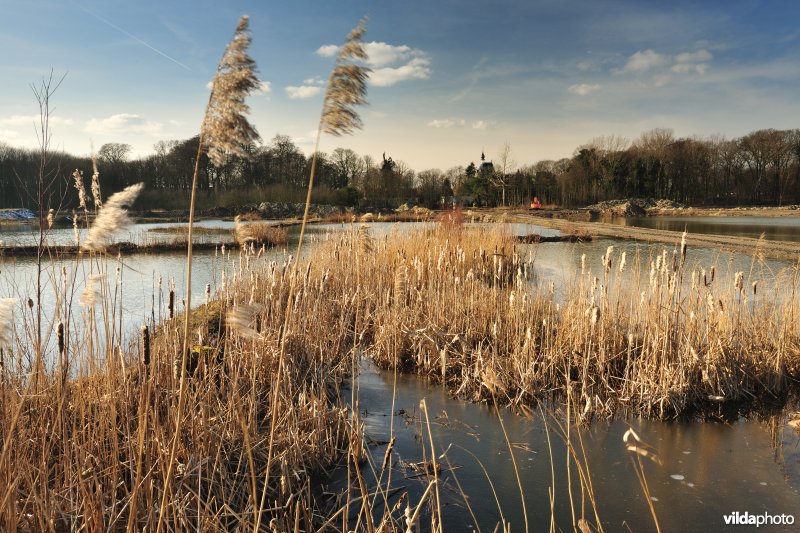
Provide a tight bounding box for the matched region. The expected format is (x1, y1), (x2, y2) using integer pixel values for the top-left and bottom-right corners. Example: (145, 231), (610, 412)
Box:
(613, 215), (800, 242)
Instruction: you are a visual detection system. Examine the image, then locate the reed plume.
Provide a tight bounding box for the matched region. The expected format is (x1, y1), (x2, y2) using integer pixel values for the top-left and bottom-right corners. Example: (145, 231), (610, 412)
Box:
(202, 16), (261, 166)
(72, 169), (87, 210)
(0, 298), (17, 347)
(162, 16), (261, 532)
(79, 274), (105, 307)
(263, 18), (370, 522)
(81, 183), (144, 251)
(320, 20), (370, 136)
(90, 152), (102, 208)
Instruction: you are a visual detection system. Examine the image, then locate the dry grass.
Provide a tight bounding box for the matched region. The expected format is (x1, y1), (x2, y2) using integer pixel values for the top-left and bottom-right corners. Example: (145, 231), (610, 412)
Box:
(235, 221), (288, 246)
(306, 223), (800, 418)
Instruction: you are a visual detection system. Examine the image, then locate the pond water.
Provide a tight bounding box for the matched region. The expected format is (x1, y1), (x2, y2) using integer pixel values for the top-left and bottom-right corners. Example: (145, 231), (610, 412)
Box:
(612, 215), (800, 242)
(0, 218), (239, 247)
(339, 363), (800, 531)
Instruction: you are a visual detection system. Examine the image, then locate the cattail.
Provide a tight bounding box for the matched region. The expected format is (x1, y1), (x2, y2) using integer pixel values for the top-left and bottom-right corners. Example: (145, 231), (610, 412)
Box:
(580, 253), (586, 275)
(734, 271), (744, 292)
(80, 274), (105, 307)
(141, 325), (150, 367)
(47, 209), (54, 229)
(710, 265), (716, 283)
(602, 245), (614, 273)
(203, 16), (261, 167)
(205, 283), (211, 305)
(320, 20), (371, 136)
(0, 298), (17, 347)
(619, 251), (627, 273)
(752, 281), (758, 296)
(57, 320), (65, 356)
(82, 183), (144, 251)
(168, 289), (175, 319)
(90, 153), (102, 208)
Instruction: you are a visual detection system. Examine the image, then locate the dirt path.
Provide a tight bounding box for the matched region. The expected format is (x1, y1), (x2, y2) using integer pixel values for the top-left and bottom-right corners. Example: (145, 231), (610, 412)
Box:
(494, 209), (800, 261)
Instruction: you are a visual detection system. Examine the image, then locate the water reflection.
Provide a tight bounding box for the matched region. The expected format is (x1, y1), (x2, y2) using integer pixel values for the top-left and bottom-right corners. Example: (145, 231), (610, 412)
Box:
(612, 216), (800, 242)
(345, 364), (800, 531)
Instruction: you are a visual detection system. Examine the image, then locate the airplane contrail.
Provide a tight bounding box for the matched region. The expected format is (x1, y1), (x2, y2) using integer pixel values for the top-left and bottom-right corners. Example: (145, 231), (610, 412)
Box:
(75, 3), (191, 71)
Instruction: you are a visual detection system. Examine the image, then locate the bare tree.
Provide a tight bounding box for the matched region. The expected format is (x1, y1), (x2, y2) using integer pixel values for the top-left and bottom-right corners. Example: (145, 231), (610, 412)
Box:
(492, 141), (515, 205)
(330, 147), (364, 189)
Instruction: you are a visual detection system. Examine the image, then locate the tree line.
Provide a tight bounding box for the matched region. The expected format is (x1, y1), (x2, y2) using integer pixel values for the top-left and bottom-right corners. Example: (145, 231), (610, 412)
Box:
(1, 127), (799, 211)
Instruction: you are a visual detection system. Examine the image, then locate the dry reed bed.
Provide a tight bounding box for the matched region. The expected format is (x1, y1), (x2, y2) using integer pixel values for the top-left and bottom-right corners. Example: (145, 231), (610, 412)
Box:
(307, 223), (800, 418)
(0, 246), (358, 530)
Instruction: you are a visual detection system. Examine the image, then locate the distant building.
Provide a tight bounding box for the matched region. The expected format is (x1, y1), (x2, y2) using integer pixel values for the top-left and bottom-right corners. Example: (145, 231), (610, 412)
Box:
(479, 151), (494, 176)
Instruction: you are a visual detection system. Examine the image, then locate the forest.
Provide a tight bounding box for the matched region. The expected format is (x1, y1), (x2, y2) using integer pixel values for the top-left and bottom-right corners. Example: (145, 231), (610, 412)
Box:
(1, 127), (798, 210)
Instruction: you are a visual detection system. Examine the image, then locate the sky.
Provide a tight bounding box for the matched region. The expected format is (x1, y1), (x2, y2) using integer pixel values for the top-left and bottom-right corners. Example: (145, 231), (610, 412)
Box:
(1, 0), (799, 171)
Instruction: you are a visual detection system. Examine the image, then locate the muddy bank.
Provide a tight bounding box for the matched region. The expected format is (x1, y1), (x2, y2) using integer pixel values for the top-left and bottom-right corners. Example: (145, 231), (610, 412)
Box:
(516, 233), (593, 243)
(0, 240), (236, 257)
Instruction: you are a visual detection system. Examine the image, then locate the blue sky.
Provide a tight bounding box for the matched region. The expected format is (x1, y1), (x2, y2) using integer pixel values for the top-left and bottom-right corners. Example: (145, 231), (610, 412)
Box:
(1, 0), (798, 170)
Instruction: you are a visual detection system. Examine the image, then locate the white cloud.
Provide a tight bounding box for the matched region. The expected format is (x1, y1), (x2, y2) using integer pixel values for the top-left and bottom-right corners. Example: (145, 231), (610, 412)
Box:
(622, 49), (668, 72)
(675, 49), (712, 64)
(615, 48), (713, 86)
(577, 61), (592, 71)
(316, 44), (339, 57)
(255, 81), (272, 95)
(372, 57), (431, 87)
(84, 113), (163, 136)
(427, 118), (465, 128)
(568, 83), (601, 95)
(471, 120), (488, 130)
(302, 77), (324, 86)
(0, 115), (74, 127)
(363, 42), (415, 68)
(316, 40), (431, 87)
(285, 85), (322, 99)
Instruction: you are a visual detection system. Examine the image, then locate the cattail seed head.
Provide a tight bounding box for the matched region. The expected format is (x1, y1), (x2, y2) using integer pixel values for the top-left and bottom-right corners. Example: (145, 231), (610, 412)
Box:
(734, 271), (744, 291)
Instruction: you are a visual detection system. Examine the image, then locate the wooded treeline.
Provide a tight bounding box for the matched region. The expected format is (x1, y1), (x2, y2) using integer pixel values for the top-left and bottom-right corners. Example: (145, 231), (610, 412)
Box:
(1, 127), (798, 211)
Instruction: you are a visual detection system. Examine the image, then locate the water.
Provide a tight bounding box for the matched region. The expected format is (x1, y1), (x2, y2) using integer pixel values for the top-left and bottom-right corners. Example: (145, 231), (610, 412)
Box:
(612, 216), (800, 242)
(0, 218), (239, 247)
(342, 363), (800, 531)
